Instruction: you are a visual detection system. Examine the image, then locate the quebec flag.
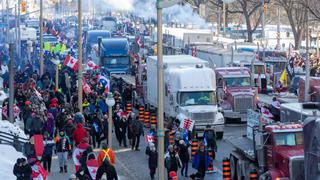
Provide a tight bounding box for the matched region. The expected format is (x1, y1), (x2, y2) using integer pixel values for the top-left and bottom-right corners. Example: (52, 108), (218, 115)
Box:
(99, 73), (111, 93)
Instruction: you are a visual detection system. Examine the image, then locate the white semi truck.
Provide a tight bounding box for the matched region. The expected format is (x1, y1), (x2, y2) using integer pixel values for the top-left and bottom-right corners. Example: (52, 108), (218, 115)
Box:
(146, 55), (224, 138)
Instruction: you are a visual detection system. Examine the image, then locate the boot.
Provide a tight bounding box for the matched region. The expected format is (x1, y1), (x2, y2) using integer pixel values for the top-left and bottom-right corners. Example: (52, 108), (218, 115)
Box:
(59, 167), (63, 173)
(64, 165), (67, 173)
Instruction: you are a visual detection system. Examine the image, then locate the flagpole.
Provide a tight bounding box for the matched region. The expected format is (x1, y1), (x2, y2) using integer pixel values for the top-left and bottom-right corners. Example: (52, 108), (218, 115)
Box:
(78, 0), (83, 113)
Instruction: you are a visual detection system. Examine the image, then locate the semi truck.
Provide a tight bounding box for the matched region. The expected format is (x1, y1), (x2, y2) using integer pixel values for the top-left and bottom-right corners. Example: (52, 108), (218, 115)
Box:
(215, 67), (257, 122)
(146, 55), (224, 138)
(98, 38), (130, 74)
(229, 109), (304, 180)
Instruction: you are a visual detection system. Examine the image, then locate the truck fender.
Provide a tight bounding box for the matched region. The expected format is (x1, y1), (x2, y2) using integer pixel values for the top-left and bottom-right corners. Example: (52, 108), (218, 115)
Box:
(260, 170), (285, 180)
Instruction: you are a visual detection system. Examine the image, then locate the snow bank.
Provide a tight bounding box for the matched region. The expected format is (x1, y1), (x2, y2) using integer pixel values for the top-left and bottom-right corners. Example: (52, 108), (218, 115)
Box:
(0, 120), (28, 140)
(0, 144), (25, 179)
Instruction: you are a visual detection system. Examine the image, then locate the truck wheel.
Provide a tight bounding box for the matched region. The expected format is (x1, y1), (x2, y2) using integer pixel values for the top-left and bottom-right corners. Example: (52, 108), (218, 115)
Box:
(216, 131), (224, 140)
(230, 155), (238, 180)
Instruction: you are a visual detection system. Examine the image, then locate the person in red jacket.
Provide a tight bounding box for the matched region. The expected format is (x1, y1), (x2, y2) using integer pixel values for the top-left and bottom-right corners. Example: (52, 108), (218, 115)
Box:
(73, 122), (88, 146)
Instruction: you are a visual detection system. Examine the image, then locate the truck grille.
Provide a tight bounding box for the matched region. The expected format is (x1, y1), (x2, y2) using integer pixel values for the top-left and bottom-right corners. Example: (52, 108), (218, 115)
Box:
(191, 112), (215, 123)
(290, 157), (304, 180)
(234, 96), (253, 113)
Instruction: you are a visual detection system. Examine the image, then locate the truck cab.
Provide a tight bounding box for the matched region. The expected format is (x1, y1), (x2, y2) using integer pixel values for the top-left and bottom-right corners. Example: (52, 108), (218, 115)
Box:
(215, 67), (257, 122)
(99, 38), (130, 74)
(259, 124), (304, 180)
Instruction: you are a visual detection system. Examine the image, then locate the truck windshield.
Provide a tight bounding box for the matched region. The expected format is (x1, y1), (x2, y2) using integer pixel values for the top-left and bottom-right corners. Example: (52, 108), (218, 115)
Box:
(244, 65), (265, 74)
(224, 77), (251, 87)
(179, 91), (216, 106)
(101, 57), (129, 66)
(274, 132), (303, 146)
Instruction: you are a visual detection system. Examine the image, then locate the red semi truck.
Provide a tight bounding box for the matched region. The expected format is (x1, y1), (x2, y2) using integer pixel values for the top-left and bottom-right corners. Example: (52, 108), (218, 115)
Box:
(229, 110), (304, 180)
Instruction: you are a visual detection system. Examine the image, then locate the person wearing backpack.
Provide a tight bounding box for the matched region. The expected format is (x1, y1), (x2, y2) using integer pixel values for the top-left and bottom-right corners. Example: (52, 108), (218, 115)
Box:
(203, 125), (217, 155)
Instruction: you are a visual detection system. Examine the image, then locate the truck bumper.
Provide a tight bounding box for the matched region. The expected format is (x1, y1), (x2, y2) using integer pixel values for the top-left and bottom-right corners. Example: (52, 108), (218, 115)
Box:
(223, 110), (247, 122)
(195, 123), (224, 138)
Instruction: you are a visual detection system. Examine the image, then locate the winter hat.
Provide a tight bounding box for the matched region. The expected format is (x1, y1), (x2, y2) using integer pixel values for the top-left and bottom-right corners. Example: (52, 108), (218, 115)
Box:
(25, 101), (31, 106)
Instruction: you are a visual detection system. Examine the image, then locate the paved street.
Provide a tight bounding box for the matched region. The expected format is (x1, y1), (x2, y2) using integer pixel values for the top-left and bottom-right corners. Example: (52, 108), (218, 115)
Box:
(48, 124), (246, 180)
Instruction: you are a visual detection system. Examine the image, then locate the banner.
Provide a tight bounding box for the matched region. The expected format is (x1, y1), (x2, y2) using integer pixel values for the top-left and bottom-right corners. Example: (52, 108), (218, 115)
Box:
(179, 119), (195, 131)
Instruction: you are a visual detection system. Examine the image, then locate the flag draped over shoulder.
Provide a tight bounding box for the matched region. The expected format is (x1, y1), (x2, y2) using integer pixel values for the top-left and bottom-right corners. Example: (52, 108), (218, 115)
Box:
(98, 74), (111, 93)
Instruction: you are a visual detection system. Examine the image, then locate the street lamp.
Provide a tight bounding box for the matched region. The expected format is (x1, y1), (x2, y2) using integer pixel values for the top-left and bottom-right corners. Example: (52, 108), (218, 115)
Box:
(106, 93), (115, 148)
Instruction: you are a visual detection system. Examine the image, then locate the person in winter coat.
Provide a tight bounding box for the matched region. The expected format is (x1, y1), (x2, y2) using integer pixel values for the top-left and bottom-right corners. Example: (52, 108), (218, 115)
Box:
(203, 125), (217, 153)
(178, 140), (189, 177)
(97, 143), (116, 166)
(126, 112), (135, 146)
(165, 145), (181, 180)
(131, 116), (144, 151)
(73, 122), (88, 146)
(119, 115), (128, 147)
(96, 159), (118, 180)
(91, 113), (102, 148)
(30, 114), (44, 137)
(145, 143), (158, 180)
(190, 143), (212, 180)
(55, 129), (71, 173)
(13, 158), (32, 180)
(99, 114), (109, 144)
(42, 132), (55, 173)
(79, 146), (93, 172)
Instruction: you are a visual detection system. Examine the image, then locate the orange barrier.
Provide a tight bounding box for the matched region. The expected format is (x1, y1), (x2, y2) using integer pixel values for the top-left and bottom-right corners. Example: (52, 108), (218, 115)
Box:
(250, 169), (258, 180)
(191, 139), (198, 158)
(138, 106), (144, 122)
(223, 158), (231, 180)
(150, 114), (157, 129)
(144, 111), (150, 128)
(126, 103), (132, 113)
(169, 130), (174, 145)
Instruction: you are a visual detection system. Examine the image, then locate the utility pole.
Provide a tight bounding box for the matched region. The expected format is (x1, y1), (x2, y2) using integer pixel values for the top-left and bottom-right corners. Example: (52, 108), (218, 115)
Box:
(8, 43), (14, 123)
(17, 0), (21, 59)
(261, 0), (265, 61)
(304, 2), (310, 102)
(15, 5), (17, 50)
(217, 3), (220, 37)
(276, 5), (280, 50)
(39, 0), (44, 75)
(223, 2), (226, 37)
(78, 0), (83, 113)
(317, 32), (319, 58)
(156, 4), (165, 180)
(5, 0), (8, 41)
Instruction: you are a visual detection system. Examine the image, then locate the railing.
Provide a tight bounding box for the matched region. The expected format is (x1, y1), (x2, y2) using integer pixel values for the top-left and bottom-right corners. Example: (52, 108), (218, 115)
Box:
(0, 130), (28, 153)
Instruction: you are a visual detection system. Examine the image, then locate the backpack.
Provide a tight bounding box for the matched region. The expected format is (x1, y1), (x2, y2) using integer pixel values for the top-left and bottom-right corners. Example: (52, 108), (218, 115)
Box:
(206, 130), (215, 141)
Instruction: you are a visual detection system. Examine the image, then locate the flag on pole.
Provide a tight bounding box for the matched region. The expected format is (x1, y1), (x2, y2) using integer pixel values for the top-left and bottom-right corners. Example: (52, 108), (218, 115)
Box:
(64, 55), (79, 71)
(279, 69), (288, 87)
(87, 60), (99, 70)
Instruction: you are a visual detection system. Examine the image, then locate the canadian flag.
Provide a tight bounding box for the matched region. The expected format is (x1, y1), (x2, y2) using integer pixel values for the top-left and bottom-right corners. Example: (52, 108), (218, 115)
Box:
(64, 55), (79, 71)
(31, 162), (48, 180)
(87, 60), (99, 70)
(146, 134), (155, 143)
(72, 142), (90, 167)
(86, 158), (99, 180)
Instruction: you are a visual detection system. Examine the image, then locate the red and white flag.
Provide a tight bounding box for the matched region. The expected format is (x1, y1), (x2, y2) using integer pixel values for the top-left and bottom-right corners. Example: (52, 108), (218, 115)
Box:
(72, 142), (90, 166)
(179, 118), (195, 131)
(64, 55), (79, 71)
(146, 134), (155, 143)
(87, 60), (99, 70)
(31, 162), (48, 180)
(86, 158), (99, 180)
(137, 36), (143, 47)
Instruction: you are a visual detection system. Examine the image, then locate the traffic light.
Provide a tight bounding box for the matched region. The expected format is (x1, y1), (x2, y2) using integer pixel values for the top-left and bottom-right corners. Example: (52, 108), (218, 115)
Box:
(21, 0), (27, 14)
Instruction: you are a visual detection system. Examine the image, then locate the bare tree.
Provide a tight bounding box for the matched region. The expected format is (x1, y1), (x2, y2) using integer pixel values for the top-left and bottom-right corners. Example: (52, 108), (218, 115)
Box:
(208, 0), (265, 42)
(278, 0), (308, 49)
(307, 0), (320, 20)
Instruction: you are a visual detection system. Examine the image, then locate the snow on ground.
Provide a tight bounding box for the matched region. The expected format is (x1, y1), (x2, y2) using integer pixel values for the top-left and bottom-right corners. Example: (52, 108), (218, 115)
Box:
(0, 144), (25, 180)
(0, 120), (28, 140)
